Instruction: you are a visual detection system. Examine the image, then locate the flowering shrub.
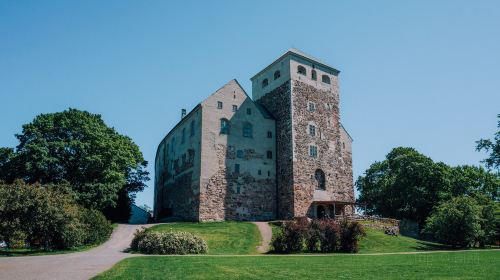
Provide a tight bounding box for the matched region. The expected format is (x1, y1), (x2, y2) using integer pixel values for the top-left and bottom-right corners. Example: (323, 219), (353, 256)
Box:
(131, 228), (208, 255)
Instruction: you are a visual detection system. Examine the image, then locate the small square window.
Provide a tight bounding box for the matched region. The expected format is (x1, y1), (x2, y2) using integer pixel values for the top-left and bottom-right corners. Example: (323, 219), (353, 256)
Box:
(309, 145), (318, 158)
(267, 131), (273, 138)
(309, 125), (316, 137)
(232, 105), (237, 112)
(267, 151), (273, 159)
(217, 101), (223, 109)
(236, 150), (243, 158)
(247, 108), (252, 115)
(308, 102), (316, 112)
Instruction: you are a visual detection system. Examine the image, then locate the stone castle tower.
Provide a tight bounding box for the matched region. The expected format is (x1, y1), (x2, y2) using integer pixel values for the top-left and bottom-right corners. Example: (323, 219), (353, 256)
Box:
(154, 49), (354, 221)
(251, 48), (354, 219)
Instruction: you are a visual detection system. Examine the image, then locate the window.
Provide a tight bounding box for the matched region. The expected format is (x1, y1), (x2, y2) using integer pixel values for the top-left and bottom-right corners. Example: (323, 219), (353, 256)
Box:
(311, 70), (317, 80)
(190, 120), (195, 136)
(220, 118), (230, 134)
(181, 128), (186, 143)
(232, 105), (238, 112)
(343, 142), (346, 149)
(243, 122), (253, 138)
(262, 78), (268, 88)
(235, 164), (240, 174)
(309, 125), (316, 137)
(266, 151), (273, 159)
(274, 70), (281, 80)
(315, 169), (326, 190)
(236, 150), (243, 158)
(267, 171), (270, 177)
(308, 102), (316, 112)
(322, 75), (331, 84)
(309, 145), (318, 158)
(236, 185), (241, 194)
(246, 108), (252, 115)
(258, 170), (262, 175)
(298, 65), (306, 76)
(217, 101), (223, 109)
(267, 131), (273, 138)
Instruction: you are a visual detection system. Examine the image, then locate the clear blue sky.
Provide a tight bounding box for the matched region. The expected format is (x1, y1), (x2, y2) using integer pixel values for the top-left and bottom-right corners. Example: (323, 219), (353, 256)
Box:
(1, 1), (499, 208)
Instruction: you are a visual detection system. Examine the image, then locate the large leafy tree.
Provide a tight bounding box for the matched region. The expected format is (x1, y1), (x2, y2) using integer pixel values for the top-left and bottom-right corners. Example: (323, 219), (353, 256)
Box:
(356, 147), (451, 226)
(476, 114), (500, 172)
(0, 109), (149, 219)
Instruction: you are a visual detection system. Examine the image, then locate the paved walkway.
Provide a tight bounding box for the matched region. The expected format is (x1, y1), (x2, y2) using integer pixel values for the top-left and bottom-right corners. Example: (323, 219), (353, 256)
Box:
(0, 224), (150, 280)
(253, 222), (272, 253)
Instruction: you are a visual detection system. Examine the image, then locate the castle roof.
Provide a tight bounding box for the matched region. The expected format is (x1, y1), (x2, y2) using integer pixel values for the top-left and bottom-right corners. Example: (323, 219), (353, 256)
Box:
(250, 48), (340, 81)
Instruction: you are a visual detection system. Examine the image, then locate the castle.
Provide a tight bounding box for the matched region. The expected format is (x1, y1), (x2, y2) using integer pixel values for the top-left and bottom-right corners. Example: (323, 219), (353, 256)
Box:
(154, 49), (354, 221)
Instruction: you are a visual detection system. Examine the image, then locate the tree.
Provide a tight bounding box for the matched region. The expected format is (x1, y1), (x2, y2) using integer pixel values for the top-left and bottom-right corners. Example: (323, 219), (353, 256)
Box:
(0, 180), (112, 249)
(449, 165), (499, 201)
(476, 114), (500, 172)
(424, 196), (484, 248)
(0, 108), (149, 217)
(356, 147), (451, 226)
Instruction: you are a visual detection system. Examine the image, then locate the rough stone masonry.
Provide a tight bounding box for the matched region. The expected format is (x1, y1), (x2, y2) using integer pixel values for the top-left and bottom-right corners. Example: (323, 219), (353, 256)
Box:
(154, 48), (354, 221)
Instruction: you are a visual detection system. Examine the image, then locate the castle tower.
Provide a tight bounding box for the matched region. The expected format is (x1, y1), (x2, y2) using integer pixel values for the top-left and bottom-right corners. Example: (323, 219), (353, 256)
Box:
(251, 49), (354, 219)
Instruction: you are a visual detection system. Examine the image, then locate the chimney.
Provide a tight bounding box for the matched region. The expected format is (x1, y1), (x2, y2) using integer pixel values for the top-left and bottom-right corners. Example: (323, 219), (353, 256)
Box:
(181, 109), (186, 119)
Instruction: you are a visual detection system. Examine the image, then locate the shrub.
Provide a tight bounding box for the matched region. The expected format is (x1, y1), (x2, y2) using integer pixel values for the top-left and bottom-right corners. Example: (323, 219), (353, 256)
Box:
(340, 220), (366, 253)
(271, 218), (364, 253)
(0, 181), (112, 250)
(131, 229), (208, 255)
(320, 219), (340, 252)
(80, 208), (113, 245)
(271, 220), (307, 253)
(424, 196), (484, 248)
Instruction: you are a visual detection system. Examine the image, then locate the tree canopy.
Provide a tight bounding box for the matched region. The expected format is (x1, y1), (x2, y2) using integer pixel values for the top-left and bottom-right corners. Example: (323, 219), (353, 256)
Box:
(476, 114), (500, 172)
(356, 147), (499, 226)
(0, 108), (149, 215)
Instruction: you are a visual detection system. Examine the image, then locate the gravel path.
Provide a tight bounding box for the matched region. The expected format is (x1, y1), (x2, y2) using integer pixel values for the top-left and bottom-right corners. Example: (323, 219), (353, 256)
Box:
(253, 222), (272, 253)
(0, 223), (151, 280)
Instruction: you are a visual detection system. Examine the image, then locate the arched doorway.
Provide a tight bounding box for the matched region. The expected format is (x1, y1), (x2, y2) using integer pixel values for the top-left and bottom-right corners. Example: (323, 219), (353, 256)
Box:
(317, 205), (326, 219)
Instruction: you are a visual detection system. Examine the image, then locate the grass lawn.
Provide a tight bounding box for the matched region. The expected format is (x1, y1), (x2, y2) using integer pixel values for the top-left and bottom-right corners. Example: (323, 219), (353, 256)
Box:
(148, 222), (261, 255)
(94, 250), (500, 279)
(358, 228), (448, 253)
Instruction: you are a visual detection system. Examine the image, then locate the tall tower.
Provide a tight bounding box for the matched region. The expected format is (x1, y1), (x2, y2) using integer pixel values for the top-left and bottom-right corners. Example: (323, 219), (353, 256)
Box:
(251, 49), (354, 219)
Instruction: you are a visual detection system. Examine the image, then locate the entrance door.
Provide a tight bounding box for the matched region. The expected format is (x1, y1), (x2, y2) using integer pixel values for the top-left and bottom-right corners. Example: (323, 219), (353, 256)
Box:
(317, 205), (326, 219)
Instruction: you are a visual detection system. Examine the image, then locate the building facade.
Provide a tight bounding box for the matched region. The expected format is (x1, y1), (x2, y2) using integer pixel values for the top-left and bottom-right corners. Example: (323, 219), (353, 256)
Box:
(154, 49), (354, 221)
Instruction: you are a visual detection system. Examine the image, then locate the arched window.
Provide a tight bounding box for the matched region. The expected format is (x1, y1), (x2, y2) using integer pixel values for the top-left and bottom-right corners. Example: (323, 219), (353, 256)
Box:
(274, 70), (281, 80)
(322, 75), (331, 84)
(262, 78), (269, 88)
(243, 122), (253, 138)
(297, 65), (306, 76)
(220, 118), (230, 135)
(311, 70), (317, 80)
(315, 169), (326, 190)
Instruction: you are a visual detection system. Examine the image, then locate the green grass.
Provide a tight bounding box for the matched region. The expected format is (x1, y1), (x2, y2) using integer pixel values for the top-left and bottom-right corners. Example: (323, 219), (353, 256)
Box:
(148, 222), (261, 255)
(94, 250), (500, 279)
(358, 228), (448, 253)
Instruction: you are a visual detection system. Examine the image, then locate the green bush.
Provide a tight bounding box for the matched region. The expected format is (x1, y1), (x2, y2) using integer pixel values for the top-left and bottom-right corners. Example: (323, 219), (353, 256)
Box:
(131, 229), (208, 255)
(424, 196), (483, 248)
(271, 219), (364, 253)
(0, 181), (112, 250)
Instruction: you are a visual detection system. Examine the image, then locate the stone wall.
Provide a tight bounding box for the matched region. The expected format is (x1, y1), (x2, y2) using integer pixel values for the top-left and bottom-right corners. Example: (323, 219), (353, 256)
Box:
(257, 81), (295, 219)
(291, 80), (354, 217)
